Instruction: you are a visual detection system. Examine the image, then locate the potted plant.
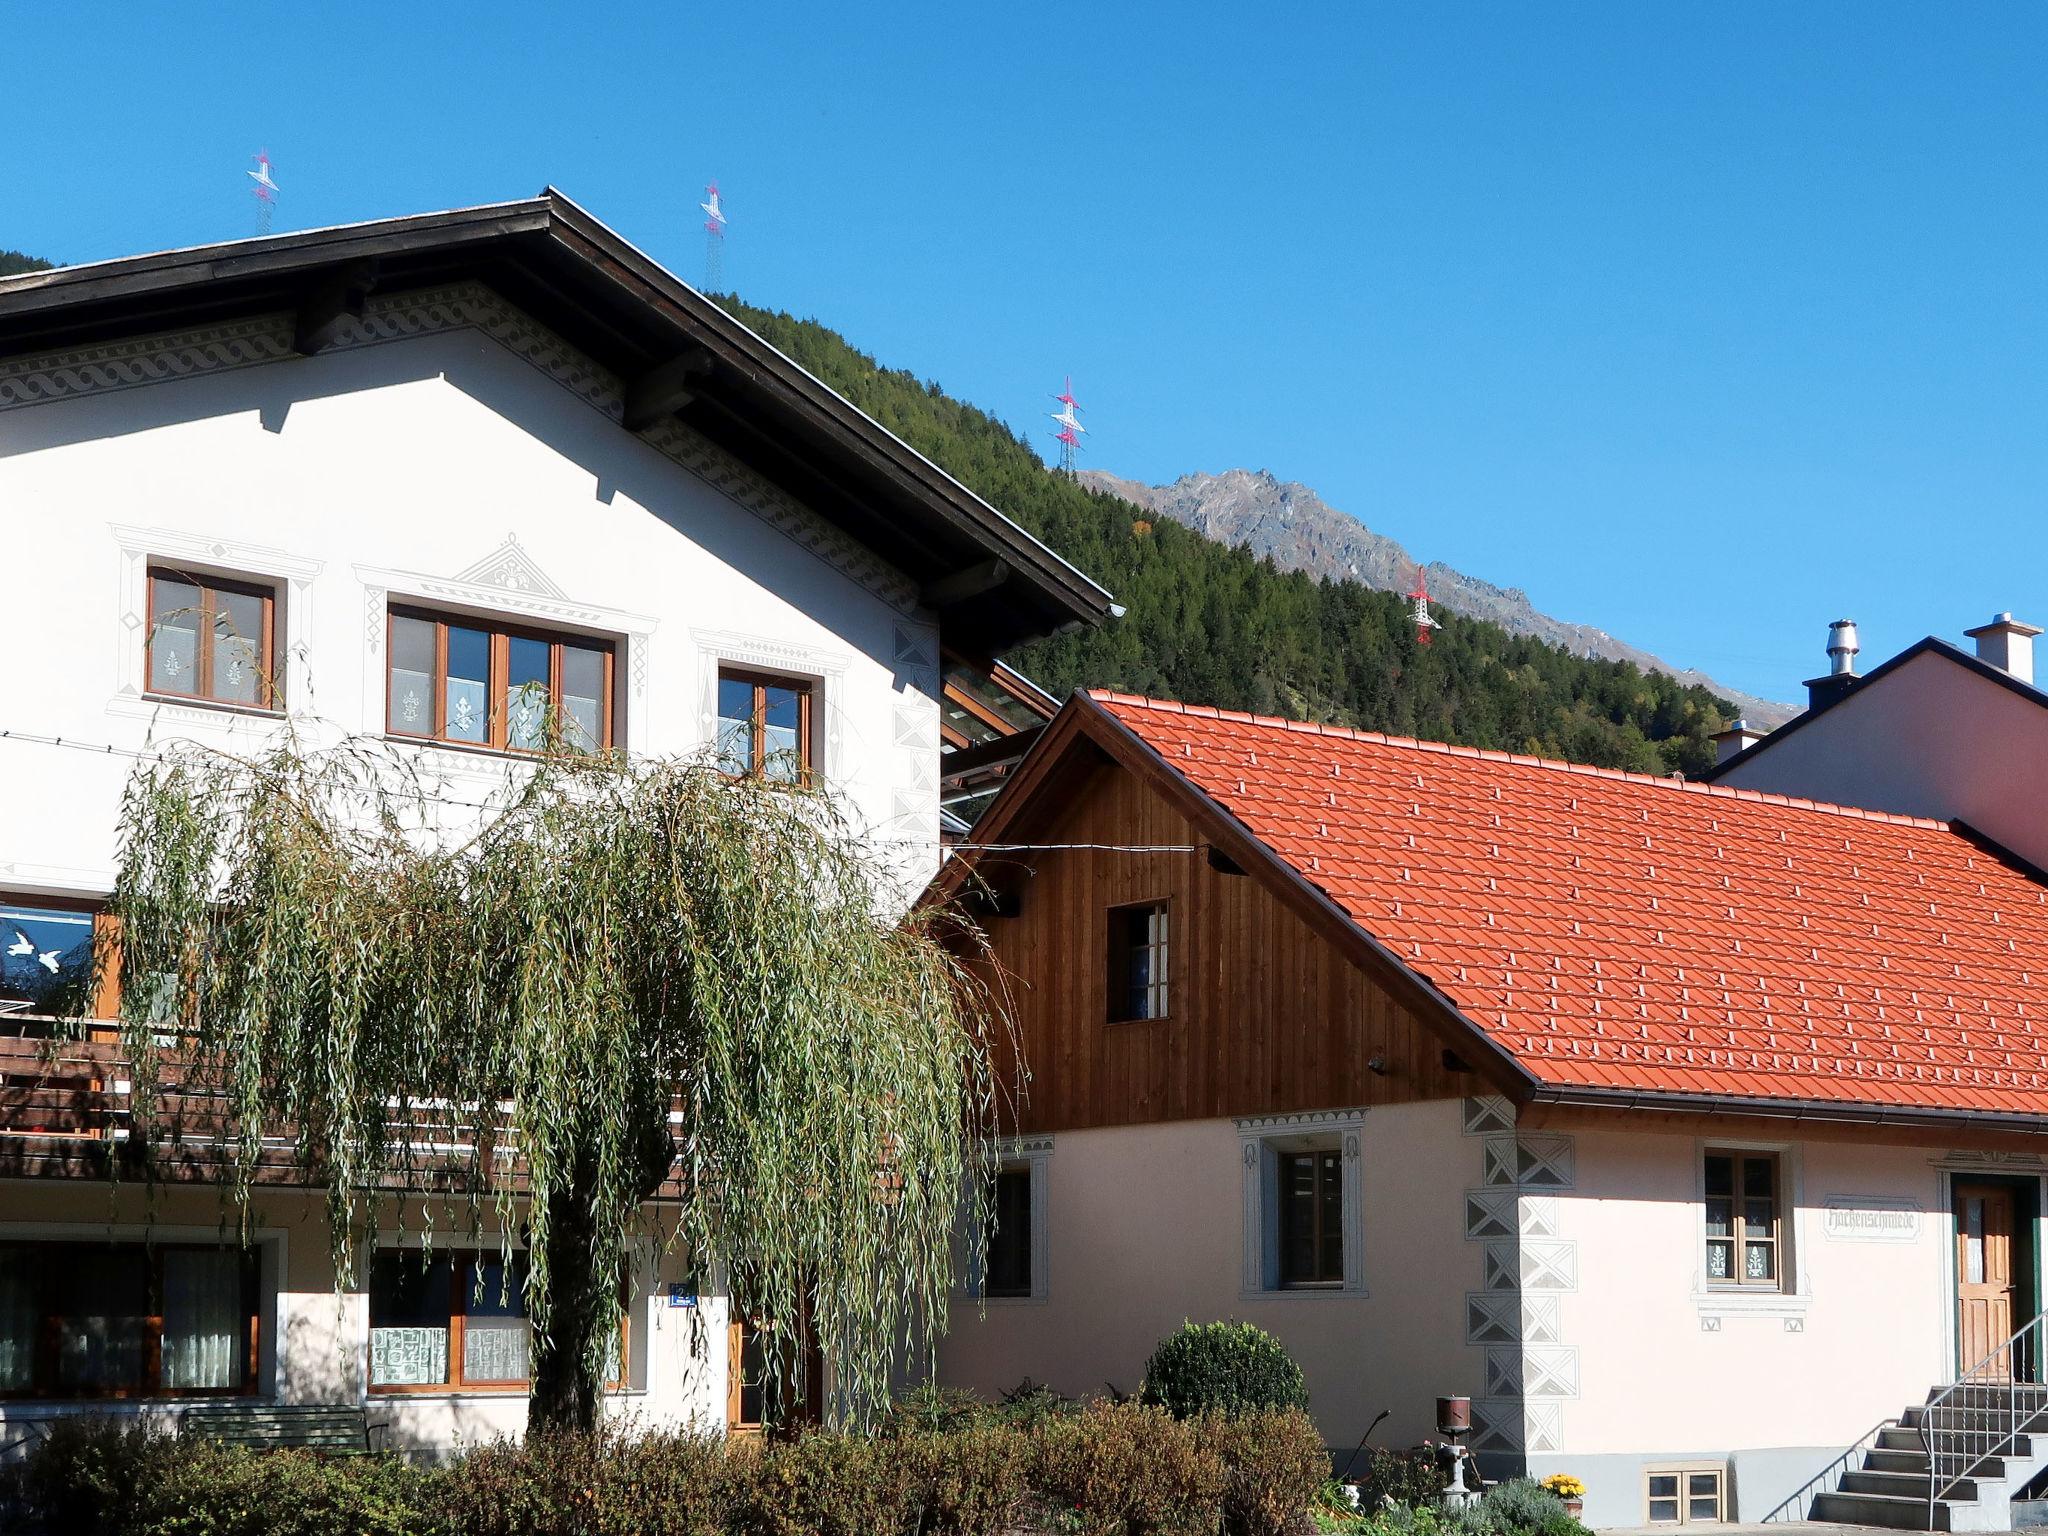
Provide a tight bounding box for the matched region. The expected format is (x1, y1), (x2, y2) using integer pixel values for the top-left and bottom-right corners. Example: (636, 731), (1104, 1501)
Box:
(1540, 1473), (1587, 1519)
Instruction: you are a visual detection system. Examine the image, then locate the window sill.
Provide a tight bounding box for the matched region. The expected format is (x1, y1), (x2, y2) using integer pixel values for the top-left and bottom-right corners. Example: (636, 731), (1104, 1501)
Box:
(956, 1291), (1048, 1308)
(1238, 1285), (1370, 1302)
(1692, 1287), (1809, 1318)
(369, 1387), (637, 1402)
(1107, 1016), (1174, 1028)
(141, 693), (286, 723)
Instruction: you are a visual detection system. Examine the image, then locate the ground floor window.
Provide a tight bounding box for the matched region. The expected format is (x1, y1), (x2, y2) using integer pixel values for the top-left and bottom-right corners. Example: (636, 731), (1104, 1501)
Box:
(1704, 1148), (1783, 1288)
(1646, 1466), (1724, 1523)
(368, 1249), (626, 1394)
(0, 1240), (256, 1399)
(1236, 1112), (1366, 1296)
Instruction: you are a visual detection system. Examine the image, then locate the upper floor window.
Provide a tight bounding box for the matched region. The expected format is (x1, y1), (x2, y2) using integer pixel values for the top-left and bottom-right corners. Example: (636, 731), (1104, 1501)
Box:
(387, 608), (613, 753)
(0, 894), (113, 1021)
(147, 568), (279, 711)
(1106, 902), (1169, 1022)
(1704, 1149), (1782, 1288)
(716, 669), (813, 783)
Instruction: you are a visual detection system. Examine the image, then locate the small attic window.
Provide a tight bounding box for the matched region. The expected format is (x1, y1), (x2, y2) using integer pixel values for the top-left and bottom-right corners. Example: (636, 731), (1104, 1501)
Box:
(1107, 902), (1169, 1022)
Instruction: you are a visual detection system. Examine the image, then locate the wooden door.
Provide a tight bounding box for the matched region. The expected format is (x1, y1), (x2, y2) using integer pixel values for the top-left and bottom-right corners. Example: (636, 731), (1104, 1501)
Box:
(1957, 1183), (2018, 1377)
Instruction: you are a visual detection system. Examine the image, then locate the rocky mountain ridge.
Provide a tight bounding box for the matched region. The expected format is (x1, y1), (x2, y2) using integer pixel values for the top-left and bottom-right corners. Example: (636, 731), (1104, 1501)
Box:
(1081, 467), (1796, 728)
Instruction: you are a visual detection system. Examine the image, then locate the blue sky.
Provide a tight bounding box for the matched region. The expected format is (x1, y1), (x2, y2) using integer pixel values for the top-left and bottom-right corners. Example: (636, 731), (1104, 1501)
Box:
(5, 3), (2044, 704)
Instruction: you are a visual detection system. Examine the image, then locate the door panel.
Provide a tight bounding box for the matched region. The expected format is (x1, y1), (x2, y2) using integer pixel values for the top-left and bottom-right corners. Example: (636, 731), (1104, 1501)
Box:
(1957, 1183), (2018, 1378)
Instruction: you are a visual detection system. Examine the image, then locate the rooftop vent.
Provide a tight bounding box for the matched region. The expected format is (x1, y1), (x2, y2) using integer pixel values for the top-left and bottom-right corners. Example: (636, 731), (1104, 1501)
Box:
(1803, 619), (1861, 711)
(1963, 612), (2043, 686)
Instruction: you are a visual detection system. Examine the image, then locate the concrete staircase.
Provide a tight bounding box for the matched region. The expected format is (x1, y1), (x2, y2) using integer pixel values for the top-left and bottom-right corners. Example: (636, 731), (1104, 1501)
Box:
(1811, 1386), (2048, 1531)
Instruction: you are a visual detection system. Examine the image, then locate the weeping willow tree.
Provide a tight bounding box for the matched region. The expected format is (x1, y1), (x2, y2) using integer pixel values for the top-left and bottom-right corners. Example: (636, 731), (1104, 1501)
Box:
(89, 733), (1004, 1431)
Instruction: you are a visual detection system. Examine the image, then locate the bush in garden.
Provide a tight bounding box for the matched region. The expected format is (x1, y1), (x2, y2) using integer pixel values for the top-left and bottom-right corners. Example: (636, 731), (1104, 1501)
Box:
(730, 1428), (919, 1536)
(127, 1442), (441, 1536)
(444, 1425), (732, 1536)
(1358, 1445), (1450, 1508)
(1197, 1408), (1332, 1536)
(17, 1416), (181, 1535)
(1474, 1478), (1584, 1536)
(990, 1376), (1079, 1428)
(1141, 1321), (1309, 1420)
(1033, 1399), (1229, 1536)
(882, 1381), (991, 1436)
(900, 1422), (1035, 1535)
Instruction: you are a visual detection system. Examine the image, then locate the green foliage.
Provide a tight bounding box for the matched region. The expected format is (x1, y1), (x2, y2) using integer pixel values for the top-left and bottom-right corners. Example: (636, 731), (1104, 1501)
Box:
(1321, 1473), (1590, 1536)
(1032, 1400), (1230, 1536)
(444, 1425), (733, 1536)
(991, 1377), (1082, 1428)
(0, 249), (53, 277)
(715, 296), (1738, 779)
(1469, 1478), (1584, 1536)
(18, 1408), (1331, 1536)
(1358, 1447), (1450, 1508)
(95, 737), (1003, 1430)
(1141, 1321), (1310, 1420)
(1196, 1409), (1333, 1536)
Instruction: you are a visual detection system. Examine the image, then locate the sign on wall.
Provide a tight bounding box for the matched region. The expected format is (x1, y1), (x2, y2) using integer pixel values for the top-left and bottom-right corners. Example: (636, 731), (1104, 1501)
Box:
(1822, 1196), (1923, 1243)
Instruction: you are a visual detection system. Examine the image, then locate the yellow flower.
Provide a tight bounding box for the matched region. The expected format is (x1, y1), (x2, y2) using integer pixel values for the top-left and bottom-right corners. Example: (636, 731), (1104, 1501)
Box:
(1541, 1474), (1587, 1499)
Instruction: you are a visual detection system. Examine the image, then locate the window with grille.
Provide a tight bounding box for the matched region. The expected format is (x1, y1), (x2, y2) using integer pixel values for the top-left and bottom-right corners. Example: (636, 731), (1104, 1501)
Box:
(1646, 1466), (1724, 1523)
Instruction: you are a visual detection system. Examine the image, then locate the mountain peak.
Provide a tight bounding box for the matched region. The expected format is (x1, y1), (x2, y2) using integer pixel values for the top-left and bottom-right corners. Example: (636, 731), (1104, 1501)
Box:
(1079, 467), (1796, 727)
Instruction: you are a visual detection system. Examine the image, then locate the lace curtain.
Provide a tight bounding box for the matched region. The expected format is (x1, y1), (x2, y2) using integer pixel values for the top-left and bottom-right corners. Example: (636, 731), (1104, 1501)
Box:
(162, 1248), (242, 1389)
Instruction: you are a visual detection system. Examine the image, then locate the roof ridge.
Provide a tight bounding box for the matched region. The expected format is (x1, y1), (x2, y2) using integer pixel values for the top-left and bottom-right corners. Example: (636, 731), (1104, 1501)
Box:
(1083, 688), (1955, 832)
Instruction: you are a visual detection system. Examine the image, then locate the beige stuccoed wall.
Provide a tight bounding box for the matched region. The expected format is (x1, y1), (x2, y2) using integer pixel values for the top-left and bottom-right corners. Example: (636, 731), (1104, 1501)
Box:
(0, 1181), (724, 1455)
(1553, 1125), (1952, 1458)
(934, 1099), (1485, 1455)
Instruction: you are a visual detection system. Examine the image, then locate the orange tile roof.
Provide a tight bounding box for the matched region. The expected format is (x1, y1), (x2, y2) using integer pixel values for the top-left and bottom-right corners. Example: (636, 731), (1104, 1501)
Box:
(1090, 690), (2048, 1116)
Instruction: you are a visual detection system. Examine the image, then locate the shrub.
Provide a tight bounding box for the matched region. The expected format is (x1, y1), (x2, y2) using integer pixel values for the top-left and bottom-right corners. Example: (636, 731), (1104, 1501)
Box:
(444, 1425), (730, 1536)
(17, 1416), (181, 1536)
(1033, 1399), (1229, 1536)
(883, 1381), (990, 1437)
(127, 1443), (441, 1536)
(1141, 1322), (1309, 1420)
(990, 1377), (1078, 1428)
(731, 1429), (918, 1536)
(1476, 1478), (1584, 1536)
(901, 1423), (1033, 1535)
(1358, 1446), (1449, 1508)
(1198, 1408), (1331, 1536)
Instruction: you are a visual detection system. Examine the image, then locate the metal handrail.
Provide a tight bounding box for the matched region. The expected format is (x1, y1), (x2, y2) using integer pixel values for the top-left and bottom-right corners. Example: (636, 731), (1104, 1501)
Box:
(1761, 1417), (1893, 1523)
(1922, 1306), (2048, 1525)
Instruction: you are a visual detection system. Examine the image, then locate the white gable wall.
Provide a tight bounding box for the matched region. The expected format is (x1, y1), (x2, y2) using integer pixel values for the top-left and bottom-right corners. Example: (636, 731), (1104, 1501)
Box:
(1716, 651), (2048, 871)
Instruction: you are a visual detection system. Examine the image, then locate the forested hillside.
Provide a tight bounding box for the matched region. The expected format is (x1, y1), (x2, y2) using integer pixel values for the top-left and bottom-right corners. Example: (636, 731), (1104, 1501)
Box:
(0, 251), (53, 277)
(721, 300), (1736, 777)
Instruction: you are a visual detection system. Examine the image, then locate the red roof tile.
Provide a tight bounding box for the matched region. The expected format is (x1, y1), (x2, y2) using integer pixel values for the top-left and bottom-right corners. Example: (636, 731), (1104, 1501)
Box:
(1089, 689), (2048, 1116)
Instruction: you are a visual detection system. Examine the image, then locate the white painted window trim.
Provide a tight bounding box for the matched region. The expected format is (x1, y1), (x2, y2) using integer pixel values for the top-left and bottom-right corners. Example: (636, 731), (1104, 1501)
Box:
(1690, 1135), (1812, 1318)
(1236, 1109), (1369, 1300)
(960, 1136), (1052, 1305)
(697, 629), (851, 788)
(0, 1220), (289, 1401)
(109, 522), (324, 725)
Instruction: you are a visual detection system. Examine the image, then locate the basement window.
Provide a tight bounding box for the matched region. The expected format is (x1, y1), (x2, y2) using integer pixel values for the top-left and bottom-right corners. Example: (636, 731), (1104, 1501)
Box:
(1645, 1465), (1724, 1523)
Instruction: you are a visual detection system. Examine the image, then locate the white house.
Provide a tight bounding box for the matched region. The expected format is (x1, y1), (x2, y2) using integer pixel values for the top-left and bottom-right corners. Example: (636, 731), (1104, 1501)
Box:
(933, 689), (2048, 1531)
(0, 192), (1112, 1455)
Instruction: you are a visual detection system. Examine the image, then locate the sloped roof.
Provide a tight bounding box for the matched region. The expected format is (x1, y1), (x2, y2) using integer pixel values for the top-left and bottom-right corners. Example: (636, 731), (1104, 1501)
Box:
(963, 689), (2048, 1124)
(0, 192), (1114, 655)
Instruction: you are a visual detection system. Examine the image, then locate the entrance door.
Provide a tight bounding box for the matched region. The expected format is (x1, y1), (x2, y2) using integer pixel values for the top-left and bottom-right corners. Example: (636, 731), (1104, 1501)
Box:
(1957, 1182), (2019, 1377)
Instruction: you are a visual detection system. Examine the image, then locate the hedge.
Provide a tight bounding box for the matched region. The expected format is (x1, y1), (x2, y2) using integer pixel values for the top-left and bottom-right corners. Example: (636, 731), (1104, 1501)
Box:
(4, 1399), (1329, 1536)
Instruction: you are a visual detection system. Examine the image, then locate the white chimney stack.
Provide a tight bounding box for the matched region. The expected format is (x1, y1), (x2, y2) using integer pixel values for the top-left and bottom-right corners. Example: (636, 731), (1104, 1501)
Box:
(1711, 719), (1767, 765)
(1963, 612), (2042, 685)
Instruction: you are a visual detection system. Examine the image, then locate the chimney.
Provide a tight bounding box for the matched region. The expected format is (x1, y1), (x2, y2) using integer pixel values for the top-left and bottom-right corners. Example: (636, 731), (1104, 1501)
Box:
(1963, 611), (2043, 685)
(1802, 619), (1861, 711)
(1710, 719), (1767, 765)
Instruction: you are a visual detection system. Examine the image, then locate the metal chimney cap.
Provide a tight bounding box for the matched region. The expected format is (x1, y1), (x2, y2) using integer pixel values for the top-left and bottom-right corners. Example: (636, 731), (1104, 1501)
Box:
(1826, 619), (1861, 677)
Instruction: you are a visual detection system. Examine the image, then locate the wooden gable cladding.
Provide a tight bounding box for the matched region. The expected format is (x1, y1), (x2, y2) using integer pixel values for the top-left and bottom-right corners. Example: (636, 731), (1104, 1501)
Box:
(975, 758), (1472, 1134)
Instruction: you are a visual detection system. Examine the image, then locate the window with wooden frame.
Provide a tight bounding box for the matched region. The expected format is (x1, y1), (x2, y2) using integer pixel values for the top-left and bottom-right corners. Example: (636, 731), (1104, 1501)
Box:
(1106, 902), (1169, 1022)
(1278, 1148), (1344, 1288)
(1645, 1465), (1724, 1524)
(1704, 1150), (1782, 1288)
(386, 607), (614, 753)
(0, 1240), (259, 1400)
(715, 669), (814, 783)
(367, 1249), (628, 1394)
(146, 567), (280, 711)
